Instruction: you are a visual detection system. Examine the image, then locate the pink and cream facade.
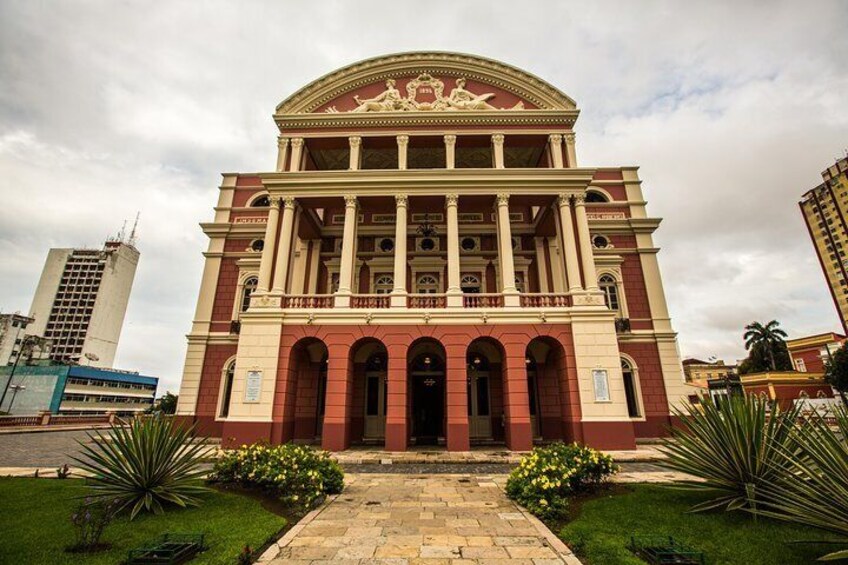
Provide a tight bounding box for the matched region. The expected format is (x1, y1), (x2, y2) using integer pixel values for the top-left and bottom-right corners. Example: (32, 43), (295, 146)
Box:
(175, 52), (688, 451)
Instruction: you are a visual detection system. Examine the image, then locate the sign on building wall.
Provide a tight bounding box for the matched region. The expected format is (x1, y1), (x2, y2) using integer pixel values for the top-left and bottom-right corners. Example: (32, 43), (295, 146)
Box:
(244, 370), (262, 402)
(592, 369), (610, 402)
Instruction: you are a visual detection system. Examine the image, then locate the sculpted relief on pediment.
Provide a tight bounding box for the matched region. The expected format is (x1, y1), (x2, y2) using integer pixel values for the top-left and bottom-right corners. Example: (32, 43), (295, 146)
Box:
(325, 74), (525, 113)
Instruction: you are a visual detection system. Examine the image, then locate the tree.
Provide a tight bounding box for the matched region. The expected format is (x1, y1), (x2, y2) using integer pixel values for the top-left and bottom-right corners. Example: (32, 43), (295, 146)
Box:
(743, 320), (790, 372)
(824, 343), (848, 404)
(155, 392), (178, 415)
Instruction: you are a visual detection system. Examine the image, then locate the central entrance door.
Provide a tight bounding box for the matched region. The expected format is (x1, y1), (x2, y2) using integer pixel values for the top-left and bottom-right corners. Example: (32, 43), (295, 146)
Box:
(410, 353), (445, 445)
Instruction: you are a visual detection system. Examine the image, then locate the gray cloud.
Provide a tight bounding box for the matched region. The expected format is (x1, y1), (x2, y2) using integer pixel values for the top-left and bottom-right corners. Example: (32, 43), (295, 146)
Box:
(1, 1), (847, 393)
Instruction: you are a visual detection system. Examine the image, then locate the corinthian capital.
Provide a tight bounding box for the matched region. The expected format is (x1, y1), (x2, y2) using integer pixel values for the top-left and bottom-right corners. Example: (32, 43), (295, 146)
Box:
(564, 132), (576, 144)
(491, 133), (505, 146)
(443, 134), (457, 145)
(348, 136), (362, 148)
(282, 196), (296, 209)
(277, 136), (290, 149)
(573, 193), (586, 206)
(496, 193), (510, 207)
(556, 193), (571, 207)
(445, 193), (459, 207)
(396, 135), (409, 146)
(269, 196), (283, 208)
(548, 133), (563, 145)
(344, 194), (358, 208)
(395, 194), (408, 207)
(290, 137), (304, 149)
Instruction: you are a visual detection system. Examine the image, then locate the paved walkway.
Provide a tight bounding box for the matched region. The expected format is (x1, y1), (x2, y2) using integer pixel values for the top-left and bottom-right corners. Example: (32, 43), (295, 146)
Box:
(260, 473), (580, 564)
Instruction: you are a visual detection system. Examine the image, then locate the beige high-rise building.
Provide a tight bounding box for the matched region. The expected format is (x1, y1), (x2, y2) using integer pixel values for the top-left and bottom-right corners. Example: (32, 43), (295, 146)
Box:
(800, 155), (848, 333)
(28, 239), (139, 368)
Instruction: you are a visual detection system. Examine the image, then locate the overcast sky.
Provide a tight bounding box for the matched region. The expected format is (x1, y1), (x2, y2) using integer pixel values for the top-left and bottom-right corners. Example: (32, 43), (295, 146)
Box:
(2, 1), (847, 395)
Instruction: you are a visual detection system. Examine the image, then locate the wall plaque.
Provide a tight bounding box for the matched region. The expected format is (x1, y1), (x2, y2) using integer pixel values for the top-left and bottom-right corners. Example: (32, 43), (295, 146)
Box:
(244, 370), (262, 403)
(592, 369), (610, 402)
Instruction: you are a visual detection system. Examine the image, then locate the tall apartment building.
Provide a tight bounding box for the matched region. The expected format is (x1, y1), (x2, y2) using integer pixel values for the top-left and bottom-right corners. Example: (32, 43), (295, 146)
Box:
(800, 155), (848, 332)
(176, 52), (689, 452)
(28, 239), (139, 368)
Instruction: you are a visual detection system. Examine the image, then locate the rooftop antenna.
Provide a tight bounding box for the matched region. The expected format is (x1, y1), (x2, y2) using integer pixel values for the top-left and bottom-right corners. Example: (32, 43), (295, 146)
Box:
(128, 212), (140, 247)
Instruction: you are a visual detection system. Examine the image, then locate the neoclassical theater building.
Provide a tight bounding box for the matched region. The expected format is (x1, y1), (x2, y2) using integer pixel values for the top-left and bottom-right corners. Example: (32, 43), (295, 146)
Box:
(175, 52), (688, 451)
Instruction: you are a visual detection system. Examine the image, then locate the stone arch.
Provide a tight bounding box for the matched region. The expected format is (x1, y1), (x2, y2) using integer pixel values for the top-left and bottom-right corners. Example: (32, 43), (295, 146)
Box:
(585, 186), (613, 202)
(466, 337), (506, 443)
(406, 337), (448, 446)
(349, 337), (389, 444)
(273, 336), (328, 444)
(526, 335), (582, 443)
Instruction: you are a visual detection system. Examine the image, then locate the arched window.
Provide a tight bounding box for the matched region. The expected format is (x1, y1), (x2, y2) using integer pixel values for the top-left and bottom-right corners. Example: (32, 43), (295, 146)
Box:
(585, 190), (608, 203)
(241, 277), (258, 312)
(220, 360), (235, 418)
(251, 194), (270, 207)
(374, 274), (394, 294)
(417, 274), (439, 294)
(460, 274), (481, 294)
(621, 358), (640, 418)
(599, 275), (619, 311)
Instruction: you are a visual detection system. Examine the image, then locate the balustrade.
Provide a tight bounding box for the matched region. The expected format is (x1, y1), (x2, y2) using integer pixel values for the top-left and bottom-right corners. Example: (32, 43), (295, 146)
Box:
(406, 294), (447, 308)
(463, 293), (505, 308)
(282, 295), (334, 309)
(519, 293), (572, 307)
(350, 294), (391, 309)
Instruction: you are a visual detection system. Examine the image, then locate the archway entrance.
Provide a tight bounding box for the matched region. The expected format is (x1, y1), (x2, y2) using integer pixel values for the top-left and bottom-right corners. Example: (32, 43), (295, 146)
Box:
(409, 341), (446, 446)
(466, 338), (506, 443)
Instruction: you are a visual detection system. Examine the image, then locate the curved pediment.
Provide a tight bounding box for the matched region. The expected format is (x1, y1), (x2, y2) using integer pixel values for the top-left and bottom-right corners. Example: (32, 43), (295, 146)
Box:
(276, 52), (578, 116)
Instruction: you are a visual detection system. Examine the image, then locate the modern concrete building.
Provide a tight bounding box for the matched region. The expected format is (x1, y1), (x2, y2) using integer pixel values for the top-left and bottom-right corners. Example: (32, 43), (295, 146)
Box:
(800, 155), (848, 333)
(175, 52), (689, 451)
(28, 239), (139, 368)
(0, 313), (36, 366)
(0, 364), (157, 415)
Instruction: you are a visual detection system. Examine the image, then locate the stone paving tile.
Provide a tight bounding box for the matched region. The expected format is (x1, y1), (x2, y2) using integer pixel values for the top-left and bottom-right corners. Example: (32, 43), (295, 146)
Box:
(263, 474), (581, 564)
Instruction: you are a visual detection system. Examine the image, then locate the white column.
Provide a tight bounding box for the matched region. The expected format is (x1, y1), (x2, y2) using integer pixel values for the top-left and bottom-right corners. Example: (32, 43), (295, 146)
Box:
(335, 195), (358, 307)
(534, 237), (549, 293)
(272, 197), (297, 293)
(574, 194), (598, 290)
(495, 193), (519, 306)
(492, 134), (505, 169)
(391, 194), (408, 307)
(557, 194), (583, 291)
(397, 135), (409, 170)
(349, 136), (361, 171)
(548, 134), (564, 169)
(564, 132), (577, 168)
(444, 135), (456, 169)
(276, 137), (289, 172)
(446, 193), (462, 307)
(289, 138), (304, 172)
(256, 197), (281, 293)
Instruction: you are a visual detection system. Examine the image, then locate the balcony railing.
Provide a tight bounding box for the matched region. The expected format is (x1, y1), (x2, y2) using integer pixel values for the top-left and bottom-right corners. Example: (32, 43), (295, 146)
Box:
(463, 294), (505, 308)
(282, 295), (334, 309)
(519, 293), (572, 308)
(407, 294), (447, 308)
(350, 294), (391, 309)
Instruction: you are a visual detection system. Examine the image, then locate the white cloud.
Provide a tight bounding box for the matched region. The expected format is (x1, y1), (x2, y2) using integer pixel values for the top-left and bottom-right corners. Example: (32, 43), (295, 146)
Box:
(1, 0), (847, 393)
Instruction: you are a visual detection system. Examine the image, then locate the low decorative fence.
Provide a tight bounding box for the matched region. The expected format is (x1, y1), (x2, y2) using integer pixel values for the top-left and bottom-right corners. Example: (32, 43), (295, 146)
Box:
(463, 294), (505, 308)
(282, 295), (334, 309)
(0, 412), (115, 428)
(350, 295), (391, 309)
(407, 294), (447, 308)
(519, 293), (571, 307)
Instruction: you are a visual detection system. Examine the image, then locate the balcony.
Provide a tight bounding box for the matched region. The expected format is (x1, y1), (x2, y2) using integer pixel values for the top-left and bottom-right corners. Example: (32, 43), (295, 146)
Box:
(269, 292), (577, 310)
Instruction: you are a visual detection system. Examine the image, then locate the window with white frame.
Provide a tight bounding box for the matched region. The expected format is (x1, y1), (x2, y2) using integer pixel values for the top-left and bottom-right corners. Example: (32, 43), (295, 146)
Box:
(599, 274), (619, 311)
(461, 274), (481, 294)
(416, 274), (439, 294)
(795, 358), (807, 372)
(374, 274), (394, 294)
(241, 277), (258, 312)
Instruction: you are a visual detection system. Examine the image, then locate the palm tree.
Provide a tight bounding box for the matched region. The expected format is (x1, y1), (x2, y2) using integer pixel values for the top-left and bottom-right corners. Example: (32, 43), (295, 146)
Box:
(743, 320), (788, 371)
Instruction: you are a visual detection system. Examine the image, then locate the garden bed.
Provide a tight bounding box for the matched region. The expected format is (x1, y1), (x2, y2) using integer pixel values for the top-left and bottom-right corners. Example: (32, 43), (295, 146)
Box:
(0, 477), (292, 565)
(554, 484), (836, 565)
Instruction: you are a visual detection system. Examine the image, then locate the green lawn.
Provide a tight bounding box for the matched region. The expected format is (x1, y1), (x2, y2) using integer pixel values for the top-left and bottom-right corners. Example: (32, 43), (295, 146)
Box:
(0, 477), (288, 564)
(558, 484), (838, 565)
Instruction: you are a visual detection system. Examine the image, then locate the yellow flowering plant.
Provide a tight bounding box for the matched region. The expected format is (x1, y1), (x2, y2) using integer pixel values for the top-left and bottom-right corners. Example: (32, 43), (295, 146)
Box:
(211, 443), (344, 510)
(506, 442), (617, 519)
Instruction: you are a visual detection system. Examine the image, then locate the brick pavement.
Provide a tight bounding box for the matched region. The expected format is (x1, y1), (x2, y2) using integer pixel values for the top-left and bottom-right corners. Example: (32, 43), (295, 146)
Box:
(259, 473), (582, 565)
(0, 429), (91, 467)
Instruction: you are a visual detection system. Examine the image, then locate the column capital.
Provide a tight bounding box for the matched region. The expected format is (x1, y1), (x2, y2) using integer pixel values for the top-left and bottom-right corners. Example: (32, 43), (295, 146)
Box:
(396, 135), (409, 146)
(444, 134), (457, 145)
(348, 136), (362, 148)
(445, 193), (459, 207)
(395, 194), (408, 207)
(282, 196), (296, 209)
(496, 193), (510, 207)
(556, 193), (571, 207)
(290, 137), (304, 148)
(269, 196), (283, 208)
(344, 194), (358, 208)
(548, 133), (563, 144)
(491, 133), (505, 146)
(564, 132), (576, 144)
(277, 136), (290, 148)
(573, 193), (586, 206)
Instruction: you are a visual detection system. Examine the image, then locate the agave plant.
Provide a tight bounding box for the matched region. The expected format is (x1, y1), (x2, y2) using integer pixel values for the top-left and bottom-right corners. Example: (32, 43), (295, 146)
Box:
(659, 393), (801, 513)
(73, 416), (211, 519)
(754, 405), (848, 561)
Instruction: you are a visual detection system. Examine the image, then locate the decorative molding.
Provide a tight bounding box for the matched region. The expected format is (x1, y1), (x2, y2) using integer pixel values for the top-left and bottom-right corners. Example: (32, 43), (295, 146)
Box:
(548, 133), (563, 144)
(564, 132), (576, 144)
(573, 194), (586, 206)
(396, 135), (409, 146)
(290, 138), (304, 148)
(395, 194), (408, 207)
(269, 196), (283, 208)
(282, 196), (296, 209)
(556, 193), (571, 207)
(344, 194), (358, 207)
(491, 133), (505, 145)
(348, 136), (362, 148)
(444, 134), (456, 145)
(445, 193), (459, 207)
(496, 193), (510, 207)
(277, 136), (289, 148)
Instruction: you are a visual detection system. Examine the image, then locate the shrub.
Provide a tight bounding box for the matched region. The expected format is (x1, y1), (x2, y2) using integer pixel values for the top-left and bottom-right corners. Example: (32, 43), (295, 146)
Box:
(755, 405), (848, 561)
(211, 443), (344, 510)
(659, 393), (800, 513)
(67, 497), (120, 552)
(73, 416), (211, 519)
(506, 443), (617, 519)
(57, 464), (70, 479)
